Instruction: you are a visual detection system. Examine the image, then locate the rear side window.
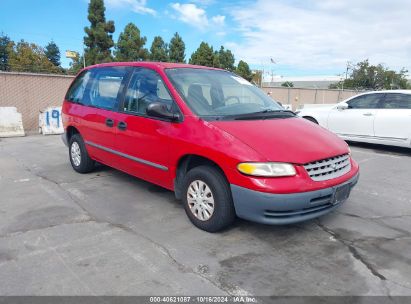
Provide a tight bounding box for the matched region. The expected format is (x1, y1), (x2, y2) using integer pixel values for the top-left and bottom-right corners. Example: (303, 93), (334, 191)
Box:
(382, 94), (411, 109)
(348, 94), (382, 109)
(65, 70), (91, 103)
(88, 67), (130, 110)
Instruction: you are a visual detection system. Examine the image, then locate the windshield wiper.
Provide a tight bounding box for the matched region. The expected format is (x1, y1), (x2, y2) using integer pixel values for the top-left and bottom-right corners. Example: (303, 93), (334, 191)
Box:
(231, 109), (295, 120)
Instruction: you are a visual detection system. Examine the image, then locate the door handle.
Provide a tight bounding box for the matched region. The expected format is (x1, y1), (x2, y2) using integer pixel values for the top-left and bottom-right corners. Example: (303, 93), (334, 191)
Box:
(363, 113), (373, 116)
(118, 121), (127, 131)
(105, 118), (114, 127)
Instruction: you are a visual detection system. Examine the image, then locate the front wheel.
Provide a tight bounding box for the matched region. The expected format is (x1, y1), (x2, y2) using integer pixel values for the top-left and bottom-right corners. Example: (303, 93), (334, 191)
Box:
(69, 134), (95, 173)
(182, 166), (235, 232)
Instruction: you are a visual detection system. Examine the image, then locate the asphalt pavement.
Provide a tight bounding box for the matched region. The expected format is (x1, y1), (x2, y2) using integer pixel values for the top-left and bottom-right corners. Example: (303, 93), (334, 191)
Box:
(0, 135), (410, 296)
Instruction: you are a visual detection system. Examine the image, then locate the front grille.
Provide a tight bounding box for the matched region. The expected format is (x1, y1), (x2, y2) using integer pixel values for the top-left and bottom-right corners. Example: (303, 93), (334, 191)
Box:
(304, 154), (351, 181)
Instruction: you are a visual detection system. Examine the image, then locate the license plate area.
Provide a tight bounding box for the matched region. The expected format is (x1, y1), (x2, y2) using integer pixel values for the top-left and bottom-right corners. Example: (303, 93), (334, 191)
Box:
(332, 183), (351, 205)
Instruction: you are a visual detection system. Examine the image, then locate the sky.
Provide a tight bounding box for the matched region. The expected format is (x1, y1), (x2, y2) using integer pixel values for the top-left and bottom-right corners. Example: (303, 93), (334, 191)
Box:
(1, 0), (410, 78)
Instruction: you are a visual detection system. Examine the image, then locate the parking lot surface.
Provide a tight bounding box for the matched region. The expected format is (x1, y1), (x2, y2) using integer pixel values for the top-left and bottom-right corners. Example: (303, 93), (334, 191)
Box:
(0, 135), (410, 296)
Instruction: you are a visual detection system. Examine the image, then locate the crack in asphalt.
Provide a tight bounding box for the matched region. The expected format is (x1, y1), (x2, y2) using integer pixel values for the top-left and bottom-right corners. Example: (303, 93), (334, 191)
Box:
(4, 144), (410, 296)
(338, 211), (411, 221)
(336, 212), (411, 241)
(106, 222), (233, 296)
(0, 217), (93, 239)
(315, 221), (402, 302)
(5, 152), (234, 296)
(316, 221), (387, 281)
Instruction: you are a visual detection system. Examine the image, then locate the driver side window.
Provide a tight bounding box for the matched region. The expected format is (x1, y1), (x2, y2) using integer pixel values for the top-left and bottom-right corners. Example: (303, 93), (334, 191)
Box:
(348, 94), (381, 109)
(123, 68), (173, 115)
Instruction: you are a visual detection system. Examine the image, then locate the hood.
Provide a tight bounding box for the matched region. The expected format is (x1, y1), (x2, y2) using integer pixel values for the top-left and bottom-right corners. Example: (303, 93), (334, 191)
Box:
(297, 104), (335, 113)
(210, 117), (349, 164)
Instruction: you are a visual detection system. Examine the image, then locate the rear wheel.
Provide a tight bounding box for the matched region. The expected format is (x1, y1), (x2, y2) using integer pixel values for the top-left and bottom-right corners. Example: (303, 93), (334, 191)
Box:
(182, 166), (235, 232)
(69, 134), (95, 173)
(303, 116), (318, 124)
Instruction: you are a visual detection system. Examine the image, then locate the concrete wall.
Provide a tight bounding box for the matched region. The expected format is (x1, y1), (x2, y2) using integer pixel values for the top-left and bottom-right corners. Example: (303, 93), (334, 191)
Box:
(0, 107), (25, 137)
(261, 86), (362, 110)
(0, 72), (74, 132)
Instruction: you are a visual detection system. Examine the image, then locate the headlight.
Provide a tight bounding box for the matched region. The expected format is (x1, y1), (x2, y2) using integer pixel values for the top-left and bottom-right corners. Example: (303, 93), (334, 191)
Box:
(237, 162), (296, 177)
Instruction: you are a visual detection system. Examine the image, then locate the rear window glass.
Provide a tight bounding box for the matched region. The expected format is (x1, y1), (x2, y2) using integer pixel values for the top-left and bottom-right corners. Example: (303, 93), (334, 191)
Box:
(65, 70), (91, 103)
(87, 67), (130, 110)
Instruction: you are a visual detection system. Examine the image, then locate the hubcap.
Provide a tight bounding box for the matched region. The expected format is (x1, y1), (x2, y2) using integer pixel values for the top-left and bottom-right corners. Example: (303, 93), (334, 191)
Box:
(187, 180), (215, 221)
(71, 142), (81, 167)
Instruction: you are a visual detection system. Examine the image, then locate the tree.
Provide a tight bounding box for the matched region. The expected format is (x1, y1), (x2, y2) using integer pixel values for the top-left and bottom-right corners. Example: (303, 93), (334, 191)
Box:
(68, 54), (84, 75)
(84, 0), (115, 65)
(150, 36), (168, 62)
(252, 70), (263, 87)
(189, 42), (214, 67)
(115, 23), (148, 61)
(329, 59), (409, 90)
(236, 60), (253, 81)
(281, 81), (294, 87)
(44, 40), (61, 67)
(0, 33), (12, 71)
(8, 40), (60, 73)
(218, 46), (235, 71)
(212, 50), (220, 68)
(168, 32), (185, 63)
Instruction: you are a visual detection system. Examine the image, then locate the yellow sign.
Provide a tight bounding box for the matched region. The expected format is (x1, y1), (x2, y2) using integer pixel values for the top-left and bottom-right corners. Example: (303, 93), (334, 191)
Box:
(65, 50), (79, 59)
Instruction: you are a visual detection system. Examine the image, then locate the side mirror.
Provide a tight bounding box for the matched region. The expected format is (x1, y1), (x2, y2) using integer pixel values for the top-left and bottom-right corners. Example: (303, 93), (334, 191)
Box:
(337, 102), (349, 110)
(146, 102), (181, 122)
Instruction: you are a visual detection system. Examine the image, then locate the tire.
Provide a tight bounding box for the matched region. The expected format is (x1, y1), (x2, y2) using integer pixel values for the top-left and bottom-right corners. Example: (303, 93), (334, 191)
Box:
(303, 116), (318, 124)
(69, 134), (95, 173)
(182, 166), (235, 232)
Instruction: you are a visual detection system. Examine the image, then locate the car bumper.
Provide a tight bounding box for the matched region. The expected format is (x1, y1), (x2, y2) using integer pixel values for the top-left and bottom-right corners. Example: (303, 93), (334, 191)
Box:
(61, 131), (68, 147)
(231, 172), (359, 225)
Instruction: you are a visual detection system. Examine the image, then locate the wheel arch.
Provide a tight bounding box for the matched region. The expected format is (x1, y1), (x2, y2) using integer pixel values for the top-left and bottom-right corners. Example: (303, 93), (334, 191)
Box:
(66, 125), (80, 142)
(302, 116), (319, 124)
(174, 154), (228, 200)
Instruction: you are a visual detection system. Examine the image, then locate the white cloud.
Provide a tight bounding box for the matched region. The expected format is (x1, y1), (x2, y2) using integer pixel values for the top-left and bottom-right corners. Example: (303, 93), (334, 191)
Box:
(211, 15), (225, 26)
(229, 0), (411, 72)
(191, 0), (216, 6)
(170, 3), (225, 30)
(191, 0), (215, 5)
(171, 3), (209, 29)
(106, 0), (156, 15)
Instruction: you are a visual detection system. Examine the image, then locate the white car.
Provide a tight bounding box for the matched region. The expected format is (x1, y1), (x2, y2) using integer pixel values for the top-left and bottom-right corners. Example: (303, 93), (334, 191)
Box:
(297, 90), (411, 148)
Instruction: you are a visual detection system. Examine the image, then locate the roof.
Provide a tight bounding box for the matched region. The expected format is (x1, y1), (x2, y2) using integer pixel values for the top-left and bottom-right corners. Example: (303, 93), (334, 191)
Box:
(84, 61), (224, 71)
(359, 90), (411, 95)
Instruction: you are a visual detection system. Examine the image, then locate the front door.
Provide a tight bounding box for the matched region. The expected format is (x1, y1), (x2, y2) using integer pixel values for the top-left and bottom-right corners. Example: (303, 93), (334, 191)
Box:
(114, 67), (179, 189)
(327, 93), (383, 138)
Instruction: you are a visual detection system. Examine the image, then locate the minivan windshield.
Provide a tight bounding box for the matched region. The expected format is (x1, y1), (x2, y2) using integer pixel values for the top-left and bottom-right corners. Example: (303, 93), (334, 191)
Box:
(165, 68), (292, 120)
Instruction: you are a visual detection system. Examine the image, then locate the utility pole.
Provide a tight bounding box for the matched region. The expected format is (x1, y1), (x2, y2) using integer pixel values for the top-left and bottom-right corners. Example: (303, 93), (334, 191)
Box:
(342, 61), (351, 91)
(270, 58), (276, 85)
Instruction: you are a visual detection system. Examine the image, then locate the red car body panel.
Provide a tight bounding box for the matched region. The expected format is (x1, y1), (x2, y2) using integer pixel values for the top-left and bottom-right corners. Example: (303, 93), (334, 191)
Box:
(62, 62), (359, 197)
(209, 118), (348, 164)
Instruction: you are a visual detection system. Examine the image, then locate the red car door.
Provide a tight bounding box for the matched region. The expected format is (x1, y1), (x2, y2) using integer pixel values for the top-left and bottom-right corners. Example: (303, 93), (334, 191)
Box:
(80, 66), (131, 167)
(114, 67), (178, 189)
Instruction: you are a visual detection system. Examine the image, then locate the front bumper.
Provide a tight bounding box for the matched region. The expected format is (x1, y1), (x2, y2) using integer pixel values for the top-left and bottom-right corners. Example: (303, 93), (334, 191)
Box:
(231, 172), (359, 225)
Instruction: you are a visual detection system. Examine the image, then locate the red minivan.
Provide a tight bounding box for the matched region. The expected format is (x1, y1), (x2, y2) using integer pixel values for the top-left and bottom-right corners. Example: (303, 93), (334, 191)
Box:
(62, 62), (359, 232)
